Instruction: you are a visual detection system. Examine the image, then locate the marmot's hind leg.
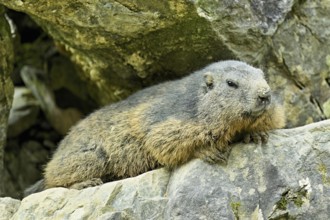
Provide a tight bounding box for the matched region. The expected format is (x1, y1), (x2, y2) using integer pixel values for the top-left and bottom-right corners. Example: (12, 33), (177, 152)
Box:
(44, 146), (108, 189)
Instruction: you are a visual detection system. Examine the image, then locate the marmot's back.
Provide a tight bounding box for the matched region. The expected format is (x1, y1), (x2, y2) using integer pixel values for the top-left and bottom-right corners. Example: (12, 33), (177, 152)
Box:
(43, 60), (285, 189)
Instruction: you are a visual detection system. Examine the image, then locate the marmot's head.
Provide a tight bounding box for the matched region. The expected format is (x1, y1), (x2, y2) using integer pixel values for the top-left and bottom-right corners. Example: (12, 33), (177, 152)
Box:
(197, 60), (273, 125)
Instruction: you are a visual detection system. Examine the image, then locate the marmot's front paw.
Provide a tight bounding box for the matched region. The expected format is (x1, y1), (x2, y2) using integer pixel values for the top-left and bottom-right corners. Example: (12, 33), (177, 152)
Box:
(195, 146), (231, 164)
(243, 132), (268, 144)
(69, 178), (103, 190)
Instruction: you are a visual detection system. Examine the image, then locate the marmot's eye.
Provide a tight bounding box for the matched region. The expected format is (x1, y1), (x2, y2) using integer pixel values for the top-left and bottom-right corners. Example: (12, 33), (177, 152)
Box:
(226, 80), (238, 88)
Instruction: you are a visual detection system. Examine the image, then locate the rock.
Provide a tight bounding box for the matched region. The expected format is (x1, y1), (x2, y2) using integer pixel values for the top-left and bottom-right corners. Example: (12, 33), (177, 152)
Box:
(5, 140), (50, 198)
(0, 6), (14, 196)
(0, 197), (21, 220)
(193, 0), (295, 58)
(0, 0), (232, 106)
(14, 169), (170, 220)
(20, 66), (82, 135)
(166, 120), (330, 219)
(270, 0), (330, 127)
(4, 121), (61, 199)
(7, 87), (39, 138)
(2, 120), (329, 219)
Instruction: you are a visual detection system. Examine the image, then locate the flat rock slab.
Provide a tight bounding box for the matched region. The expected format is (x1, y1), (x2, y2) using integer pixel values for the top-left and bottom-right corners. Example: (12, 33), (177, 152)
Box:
(1, 120), (330, 219)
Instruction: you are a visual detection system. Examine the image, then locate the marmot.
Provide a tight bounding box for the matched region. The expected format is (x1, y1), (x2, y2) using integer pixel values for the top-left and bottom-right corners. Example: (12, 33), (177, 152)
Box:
(37, 60), (285, 191)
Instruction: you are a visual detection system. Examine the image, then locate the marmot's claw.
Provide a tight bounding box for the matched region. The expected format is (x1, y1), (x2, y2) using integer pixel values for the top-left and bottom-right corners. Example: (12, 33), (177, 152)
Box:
(260, 132), (269, 143)
(244, 132), (268, 144)
(198, 146), (230, 165)
(69, 178), (103, 190)
(204, 154), (227, 164)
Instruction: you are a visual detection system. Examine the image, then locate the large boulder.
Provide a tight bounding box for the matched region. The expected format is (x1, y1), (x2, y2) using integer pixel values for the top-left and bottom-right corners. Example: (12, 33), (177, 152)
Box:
(0, 6), (14, 197)
(0, 0), (329, 127)
(1, 120), (329, 219)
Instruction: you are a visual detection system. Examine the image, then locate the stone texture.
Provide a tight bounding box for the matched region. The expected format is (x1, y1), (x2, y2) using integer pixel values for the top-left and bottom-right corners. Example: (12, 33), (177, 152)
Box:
(0, 197), (21, 220)
(0, 6), (14, 197)
(1, 0), (329, 127)
(13, 169), (170, 220)
(1, 120), (329, 219)
(166, 121), (330, 219)
(4, 139), (52, 199)
(270, 0), (330, 127)
(0, 0), (232, 106)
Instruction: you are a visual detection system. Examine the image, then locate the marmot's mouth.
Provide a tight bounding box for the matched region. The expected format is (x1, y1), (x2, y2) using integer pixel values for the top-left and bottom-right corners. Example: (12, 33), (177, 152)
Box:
(244, 95), (271, 118)
(250, 108), (266, 117)
(242, 106), (268, 118)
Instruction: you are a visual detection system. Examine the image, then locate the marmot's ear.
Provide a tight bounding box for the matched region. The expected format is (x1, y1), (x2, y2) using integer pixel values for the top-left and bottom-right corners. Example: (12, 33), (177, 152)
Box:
(203, 72), (214, 91)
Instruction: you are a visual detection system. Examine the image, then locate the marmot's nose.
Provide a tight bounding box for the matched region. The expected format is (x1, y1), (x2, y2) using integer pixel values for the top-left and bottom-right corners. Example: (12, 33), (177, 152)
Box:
(258, 90), (271, 106)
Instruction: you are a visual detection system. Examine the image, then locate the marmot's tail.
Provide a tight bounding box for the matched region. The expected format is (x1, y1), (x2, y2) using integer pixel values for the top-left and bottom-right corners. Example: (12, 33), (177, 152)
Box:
(24, 179), (45, 197)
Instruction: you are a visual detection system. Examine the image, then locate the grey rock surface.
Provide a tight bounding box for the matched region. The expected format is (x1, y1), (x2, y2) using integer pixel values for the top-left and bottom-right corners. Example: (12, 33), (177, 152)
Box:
(166, 121), (330, 219)
(0, 0), (232, 106)
(0, 197), (20, 220)
(0, 0), (329, 126)
(1, 120), (329, 219)
(4, 140), (51, 199)
(13, 169), (170, 220)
